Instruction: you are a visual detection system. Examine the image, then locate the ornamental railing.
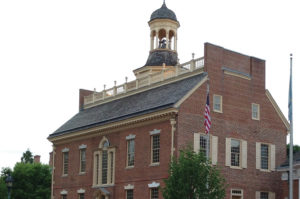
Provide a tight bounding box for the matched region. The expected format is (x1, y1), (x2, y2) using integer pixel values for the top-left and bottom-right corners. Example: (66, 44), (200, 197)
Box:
(84, 57), (204, 106)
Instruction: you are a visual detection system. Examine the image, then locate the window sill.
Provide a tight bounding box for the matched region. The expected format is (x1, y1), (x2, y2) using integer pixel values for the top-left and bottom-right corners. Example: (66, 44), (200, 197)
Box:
(92, 184), (115, 188)
(78, 172), (86, 175)
(126, 166), (134, 169)
(252, 117), (260, 121)
(229, 166), (242, 170)
(149, 162), (160, 167)
(61, 174), (68, 177)
(259, 169), (271, 172)
(213, 109), (223, 113)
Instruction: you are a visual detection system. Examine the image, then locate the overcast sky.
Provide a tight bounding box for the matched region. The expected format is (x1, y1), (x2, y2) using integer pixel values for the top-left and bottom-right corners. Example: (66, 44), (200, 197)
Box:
(0, 0), (299, 169)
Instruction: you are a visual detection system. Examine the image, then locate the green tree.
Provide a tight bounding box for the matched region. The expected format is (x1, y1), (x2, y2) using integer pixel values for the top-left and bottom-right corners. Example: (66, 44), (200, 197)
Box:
(162, 147), (226, 199)
(11, 163), (51, 199)
(0, 167), (12, 198)
(287, 144), (300, 156)
(21, 149), (33, 164)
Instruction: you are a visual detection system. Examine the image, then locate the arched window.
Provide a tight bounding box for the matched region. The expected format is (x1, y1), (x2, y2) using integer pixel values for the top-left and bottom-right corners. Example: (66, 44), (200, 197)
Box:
(93, 137), (115, 186)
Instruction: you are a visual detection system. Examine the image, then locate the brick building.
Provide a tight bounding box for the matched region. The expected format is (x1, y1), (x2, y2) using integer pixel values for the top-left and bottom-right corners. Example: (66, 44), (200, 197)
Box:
(48, 2), (289, 199)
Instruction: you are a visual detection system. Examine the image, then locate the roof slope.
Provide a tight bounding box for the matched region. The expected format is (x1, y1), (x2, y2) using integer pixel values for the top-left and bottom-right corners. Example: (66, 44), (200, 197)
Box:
(49, 73), (207, 138)
(278, 151), (300, 169)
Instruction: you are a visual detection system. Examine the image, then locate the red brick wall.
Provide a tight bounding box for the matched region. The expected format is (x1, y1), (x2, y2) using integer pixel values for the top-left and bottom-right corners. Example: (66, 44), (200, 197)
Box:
(282, 179), (299, 199)
(52, 120), (171, 199)
(176, 43), (287, 198)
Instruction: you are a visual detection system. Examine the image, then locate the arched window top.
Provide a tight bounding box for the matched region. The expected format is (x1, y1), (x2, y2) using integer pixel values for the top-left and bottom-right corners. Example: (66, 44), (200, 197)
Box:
(99, 137), (110, 149)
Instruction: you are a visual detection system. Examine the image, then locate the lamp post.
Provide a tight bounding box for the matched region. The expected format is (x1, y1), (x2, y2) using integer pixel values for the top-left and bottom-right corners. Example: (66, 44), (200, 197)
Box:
(5, 174), (13, 199)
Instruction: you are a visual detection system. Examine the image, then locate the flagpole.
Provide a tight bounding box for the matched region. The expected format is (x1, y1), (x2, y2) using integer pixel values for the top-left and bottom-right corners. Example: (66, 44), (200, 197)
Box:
(288, 54), (294, 199)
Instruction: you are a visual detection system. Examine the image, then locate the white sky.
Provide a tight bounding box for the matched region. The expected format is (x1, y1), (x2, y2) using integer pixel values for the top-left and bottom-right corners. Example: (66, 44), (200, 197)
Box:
(0, 0), (299, 169)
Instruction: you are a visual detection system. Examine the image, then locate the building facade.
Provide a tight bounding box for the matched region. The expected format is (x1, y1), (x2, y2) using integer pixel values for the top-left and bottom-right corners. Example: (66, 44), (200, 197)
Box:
(48, 2), (289, 199)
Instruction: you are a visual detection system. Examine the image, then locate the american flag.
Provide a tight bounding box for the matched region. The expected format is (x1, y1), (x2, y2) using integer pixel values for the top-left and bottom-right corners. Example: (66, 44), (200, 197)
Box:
(204, 92), (211, 134)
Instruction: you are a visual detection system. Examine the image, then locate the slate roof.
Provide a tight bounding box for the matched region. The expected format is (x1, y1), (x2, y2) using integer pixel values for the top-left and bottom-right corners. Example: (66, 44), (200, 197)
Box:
(49, 73), (207, 138)
(278, 151), (300, 169)
(150, 2), (178, 22)
(144, 50), (178, 66)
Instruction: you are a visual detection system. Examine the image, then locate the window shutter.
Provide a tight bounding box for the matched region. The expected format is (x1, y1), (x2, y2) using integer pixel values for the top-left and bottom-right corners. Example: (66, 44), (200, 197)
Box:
(242, 140), (247, 168)
(270, 144), (276, 171)
(255, 191), (260, 199)
(225, 138), (231, 166)
(211, 135), (218, 165)
(269, 192), (275, 199)
(194, 133), (200, 153)
(256, 142), (261, 169)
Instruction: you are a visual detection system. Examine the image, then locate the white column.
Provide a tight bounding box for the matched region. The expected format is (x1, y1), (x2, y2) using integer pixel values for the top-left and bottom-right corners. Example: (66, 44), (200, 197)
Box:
(166, 30), (169, 49)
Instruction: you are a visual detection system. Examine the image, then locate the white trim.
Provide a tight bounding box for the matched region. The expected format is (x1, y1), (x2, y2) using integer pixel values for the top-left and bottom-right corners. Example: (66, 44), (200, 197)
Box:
(79, 144), (87, 149)
(148, 181), (160, 188)
(150, 129), (161, 135)
(124, 184), (134, 190)
(251, 103), (260, 120)
(213, 94), (223, 113)
(77, 188), (85, 193)
(62, 148), (69, 152)
(60, 190), (68, 195)
(126, 134), (136, 140)
(265, 90), (289, 130)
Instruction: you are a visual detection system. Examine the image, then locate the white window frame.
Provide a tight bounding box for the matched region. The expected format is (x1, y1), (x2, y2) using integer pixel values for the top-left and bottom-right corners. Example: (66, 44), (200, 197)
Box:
(252, 103), (260, 120)
(93, 137), (115, 186)
(256, 142), (275, 171)
(213, 94), (223, 113)
(79, 148), (86, 174)
(126, 189), (134, 199)
(225, 138), (247, 169)
(62, 151), (69, 176)
(150, 130), (160, 165)
(193, 133), (218, 165)
(231, 189), (243, 199)
(255, 191), (275, 199)
(126, 138), (135, 168)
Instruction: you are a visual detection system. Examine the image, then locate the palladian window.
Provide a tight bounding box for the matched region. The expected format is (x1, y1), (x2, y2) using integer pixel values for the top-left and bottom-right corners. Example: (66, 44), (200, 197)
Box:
(93, 137), (115, 186)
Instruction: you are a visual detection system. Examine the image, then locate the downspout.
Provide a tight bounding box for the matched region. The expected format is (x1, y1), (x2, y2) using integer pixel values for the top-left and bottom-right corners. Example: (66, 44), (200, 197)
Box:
(170, 119), (176, 157)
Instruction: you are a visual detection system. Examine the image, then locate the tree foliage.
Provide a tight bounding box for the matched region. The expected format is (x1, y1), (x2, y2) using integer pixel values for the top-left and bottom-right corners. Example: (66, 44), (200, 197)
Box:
(21, 149), (33, 164)
(287, 144), (300, 156)
(11, 162), (51, 199)
(162, 147), (226, 199)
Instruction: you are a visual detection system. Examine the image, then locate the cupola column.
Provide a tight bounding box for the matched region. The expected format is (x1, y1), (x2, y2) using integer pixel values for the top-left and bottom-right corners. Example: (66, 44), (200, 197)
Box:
(155, 29), (159, 49)
(166, 29), (170, 50)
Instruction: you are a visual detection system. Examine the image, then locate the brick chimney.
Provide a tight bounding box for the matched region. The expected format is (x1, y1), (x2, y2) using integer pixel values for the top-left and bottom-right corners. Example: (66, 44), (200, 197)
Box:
(34, 155), (41, 163)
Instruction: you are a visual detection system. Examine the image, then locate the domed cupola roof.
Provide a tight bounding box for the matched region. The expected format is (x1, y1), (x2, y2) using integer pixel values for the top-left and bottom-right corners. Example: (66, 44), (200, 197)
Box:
(150, 2), (178, 22)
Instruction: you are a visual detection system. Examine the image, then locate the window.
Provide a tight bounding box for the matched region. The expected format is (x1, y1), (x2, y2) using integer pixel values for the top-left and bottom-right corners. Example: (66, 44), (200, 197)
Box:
(194, 133), (218, 165)
(252, 103), (260, 120)
(213, 95), (222, 113)
(260, 192), (268, 199)
(127, 139), (135, 167)
(93, 137), (115, 186)
(256, 142), (275, 171)
(226, 138), (247, 168)
(63, 152), (69, 175)
(231, 139), (240, 167)
(199, 134), (208, 156)
(261, 144), (269, 170)
(150, 188), (159, 199)
(126, 189), (133, 199)
(151, 135), (160, 163)
(80, 149), (86, 173)
(79, 193), (84, 199)
(62, 195), (67, 199)
(231, 189), (243, 199)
